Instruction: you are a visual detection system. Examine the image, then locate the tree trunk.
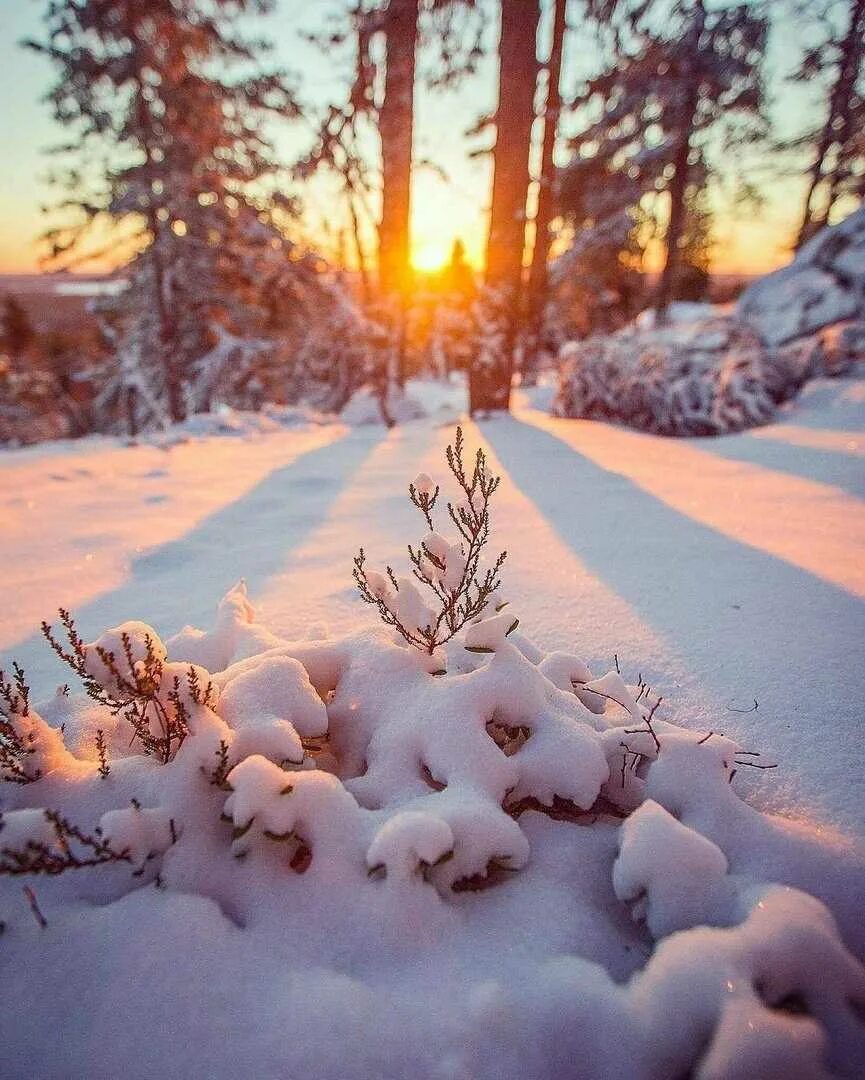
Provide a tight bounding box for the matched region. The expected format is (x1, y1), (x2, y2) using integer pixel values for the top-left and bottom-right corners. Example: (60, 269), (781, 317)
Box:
(378, 0), (419, 388)
(655, 8), (705, 324)
(523, 0), (567, 381)
(654, 124), (696, 323)
(136, 82), (185, 423)
(470, 0), (540, 414)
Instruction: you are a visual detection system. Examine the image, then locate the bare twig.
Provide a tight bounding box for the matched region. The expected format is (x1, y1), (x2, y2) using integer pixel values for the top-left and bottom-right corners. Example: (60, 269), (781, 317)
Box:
(23, 885), (47, 929)
(41, 614), (194, 763)
(0, 810), (131, 877)
(727, 698), (759, 713)
(354, 427), (507, 655)
(95, 729), (110, 778)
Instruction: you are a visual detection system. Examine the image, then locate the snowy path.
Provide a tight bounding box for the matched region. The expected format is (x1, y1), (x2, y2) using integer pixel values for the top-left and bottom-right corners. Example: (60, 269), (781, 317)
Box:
(2, 379), (864, 838)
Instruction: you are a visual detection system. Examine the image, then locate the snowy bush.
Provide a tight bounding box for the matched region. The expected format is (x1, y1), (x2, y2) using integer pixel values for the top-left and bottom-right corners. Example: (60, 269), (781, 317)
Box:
(553, 210), (865, 438)
(1, 431), (864, 1077)
(552, 314), (827, 436)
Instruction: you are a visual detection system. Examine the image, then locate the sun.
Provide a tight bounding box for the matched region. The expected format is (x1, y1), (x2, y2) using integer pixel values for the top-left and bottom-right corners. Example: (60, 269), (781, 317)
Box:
(410, 242), (449, 274)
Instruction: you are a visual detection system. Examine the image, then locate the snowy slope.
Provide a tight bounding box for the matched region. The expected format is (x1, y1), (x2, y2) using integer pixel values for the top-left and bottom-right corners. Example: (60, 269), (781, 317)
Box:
(1, 379), (863, 1079)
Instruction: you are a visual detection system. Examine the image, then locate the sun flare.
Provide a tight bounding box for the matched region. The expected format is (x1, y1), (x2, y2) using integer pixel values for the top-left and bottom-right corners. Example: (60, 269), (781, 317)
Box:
(410, 242), (450, 274)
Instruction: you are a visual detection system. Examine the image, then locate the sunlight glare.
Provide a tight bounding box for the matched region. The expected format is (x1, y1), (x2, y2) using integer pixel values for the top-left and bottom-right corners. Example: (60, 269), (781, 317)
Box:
(410, 242), (450, 274)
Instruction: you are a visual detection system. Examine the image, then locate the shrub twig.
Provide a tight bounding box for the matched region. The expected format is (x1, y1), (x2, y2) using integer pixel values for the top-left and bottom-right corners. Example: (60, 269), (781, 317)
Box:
(41, 612), (209, 763)
(0, 809), (131, 876)
(354, 427), (507, 654)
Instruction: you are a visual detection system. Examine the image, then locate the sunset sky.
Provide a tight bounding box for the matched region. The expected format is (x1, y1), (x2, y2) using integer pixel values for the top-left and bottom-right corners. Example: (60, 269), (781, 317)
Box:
(0, 0), (835, 278)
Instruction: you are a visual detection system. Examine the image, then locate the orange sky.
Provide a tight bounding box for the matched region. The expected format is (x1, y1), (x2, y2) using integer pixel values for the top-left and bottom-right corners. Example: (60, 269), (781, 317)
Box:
(0, 2), (835, 281)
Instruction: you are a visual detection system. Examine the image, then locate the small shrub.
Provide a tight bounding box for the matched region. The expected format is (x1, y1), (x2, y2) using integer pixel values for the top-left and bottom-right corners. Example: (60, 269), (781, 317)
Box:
(353, 426), (507, 655)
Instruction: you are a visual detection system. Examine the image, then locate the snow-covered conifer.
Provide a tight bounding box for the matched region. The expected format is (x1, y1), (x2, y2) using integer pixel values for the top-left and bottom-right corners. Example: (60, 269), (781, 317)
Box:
(28, 0), (307, 432)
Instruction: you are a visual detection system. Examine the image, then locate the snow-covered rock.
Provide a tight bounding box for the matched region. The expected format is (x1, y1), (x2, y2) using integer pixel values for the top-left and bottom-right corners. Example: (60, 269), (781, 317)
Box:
(738, 207), (865, 347)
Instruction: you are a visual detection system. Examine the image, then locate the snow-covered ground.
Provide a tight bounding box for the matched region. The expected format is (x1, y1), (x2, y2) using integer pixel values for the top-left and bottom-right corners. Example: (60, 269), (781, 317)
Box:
(1, 374), (863, 1078)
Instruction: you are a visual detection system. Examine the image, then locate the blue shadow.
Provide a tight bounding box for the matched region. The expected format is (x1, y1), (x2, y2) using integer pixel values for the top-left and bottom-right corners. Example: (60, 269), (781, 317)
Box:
(482, 414), (865, 832)
(687, 431), (865, 500)
(4, 426), (386, 691)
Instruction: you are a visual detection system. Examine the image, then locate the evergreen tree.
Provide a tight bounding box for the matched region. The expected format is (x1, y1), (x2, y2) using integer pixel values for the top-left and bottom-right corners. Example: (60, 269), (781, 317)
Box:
(0, 295), (35, 362)
(549, 153), (646, 338)
(573, 0), (767, 322)
(28, 0), (300, 431)
(788, 0), (865, 247)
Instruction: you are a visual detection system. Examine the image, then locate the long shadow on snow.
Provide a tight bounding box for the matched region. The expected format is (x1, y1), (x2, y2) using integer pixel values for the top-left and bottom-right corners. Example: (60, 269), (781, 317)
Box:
(685, 430), (865, 500)
(483, 414), (865, 952)
(779, 378), (865, 432)
(484, 415), (865, 681)
(4, 426), (386, 690)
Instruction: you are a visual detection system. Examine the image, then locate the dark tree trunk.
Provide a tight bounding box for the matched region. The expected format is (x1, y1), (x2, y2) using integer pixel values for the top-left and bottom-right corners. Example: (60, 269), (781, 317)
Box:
(378, 0), (419, 388)
(136, 83), (184, 423)
(125, 385), (138, 437)
(523, 0), (567, 380)
(470, 0), (540, 414)
(655, 7), (705, 324)
(654, 117), (696, 323)
(348, 191), (371, 305)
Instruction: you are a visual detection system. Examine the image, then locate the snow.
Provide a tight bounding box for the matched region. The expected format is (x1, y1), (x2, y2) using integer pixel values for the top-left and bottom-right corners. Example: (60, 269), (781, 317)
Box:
(738, 207), (865, 347)
(634, 300), (721, 330)
(554, 209), (865, 437)
(1, 378), (864, 1079)
(551, 311), (835, 436)
(613, 799), (731, 938)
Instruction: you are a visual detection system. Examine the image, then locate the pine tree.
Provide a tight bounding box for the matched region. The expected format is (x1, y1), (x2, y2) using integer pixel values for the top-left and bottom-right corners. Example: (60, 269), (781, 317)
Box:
(28, 0), (300, 431)
(789, 0), (865, 247)
(0, 296), (35, 362)
(573, 0), (767, 322)
(549, 154), (646, 339)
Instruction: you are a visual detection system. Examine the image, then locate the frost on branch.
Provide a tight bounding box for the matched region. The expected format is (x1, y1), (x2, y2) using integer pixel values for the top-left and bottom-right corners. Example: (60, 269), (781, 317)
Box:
(552, 315), (822, 436)
(353, 426), (507, 657)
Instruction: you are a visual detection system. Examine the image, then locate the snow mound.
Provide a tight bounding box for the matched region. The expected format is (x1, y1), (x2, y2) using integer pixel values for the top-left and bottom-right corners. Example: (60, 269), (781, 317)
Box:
(738, 207), (865, 347)
(2, 570), (864, 1077)
(340, 385), (427, 426)
(553, 209), (865, 436)
(147, 402), (331, 445)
